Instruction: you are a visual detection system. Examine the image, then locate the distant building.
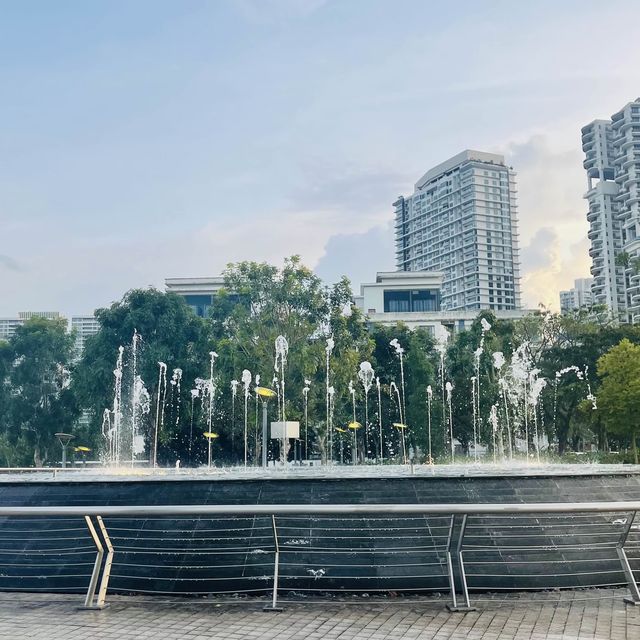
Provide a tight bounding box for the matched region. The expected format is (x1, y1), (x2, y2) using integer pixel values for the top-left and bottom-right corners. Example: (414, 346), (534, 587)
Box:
(0, 311), (61, 341)
(70, 315), (101, 358)
(394, 150), (522, 312)
(559, 278), (595, 314)
(165, 277), (226, 317)
(582, 98), (640, 323)
(354, 272), (532, 334)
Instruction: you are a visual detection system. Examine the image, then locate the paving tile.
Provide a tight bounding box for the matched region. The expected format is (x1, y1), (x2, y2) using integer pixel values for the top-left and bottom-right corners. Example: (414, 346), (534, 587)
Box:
(0, 590), (638, 639)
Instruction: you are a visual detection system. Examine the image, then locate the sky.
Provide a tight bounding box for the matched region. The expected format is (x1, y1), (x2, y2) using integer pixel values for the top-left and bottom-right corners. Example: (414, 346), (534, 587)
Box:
(1, 0), (639, 317)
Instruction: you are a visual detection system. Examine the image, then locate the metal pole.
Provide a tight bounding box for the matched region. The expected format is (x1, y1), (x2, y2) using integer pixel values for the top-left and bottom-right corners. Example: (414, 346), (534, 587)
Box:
(445, 515), (457, 610)
(262, 401), (268, 469)
(82, 516), (104, 609)
(264, 515), (283, 611)
(96, 516), (114, 608)
(61, 443), (67, 469)
(455, 514), (475, 611)
(617, 511), (640, 605)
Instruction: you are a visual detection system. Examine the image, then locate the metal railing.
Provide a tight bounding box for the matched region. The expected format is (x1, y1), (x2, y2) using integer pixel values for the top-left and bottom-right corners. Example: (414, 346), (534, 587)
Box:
(0, 502), (638, 611)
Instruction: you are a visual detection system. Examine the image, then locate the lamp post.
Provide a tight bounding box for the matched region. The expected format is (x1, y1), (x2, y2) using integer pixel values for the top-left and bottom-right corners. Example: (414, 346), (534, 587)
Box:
(74, 446), (91, 468)
(393, 423), (408, 464)
(348, 422), (361, 465)
(256, 387), (277, 469)
(203, 432), (219, 469)
(55, 433), (74, 469)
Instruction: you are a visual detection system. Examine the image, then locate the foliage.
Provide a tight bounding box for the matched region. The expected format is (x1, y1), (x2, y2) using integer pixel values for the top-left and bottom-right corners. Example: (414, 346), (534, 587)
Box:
(596, 339), (640, 463)
(73, 288), (214, 464)
(3, 318), (78, 465)
(210, 256), (373, 464)
(3, 257), (640, 468)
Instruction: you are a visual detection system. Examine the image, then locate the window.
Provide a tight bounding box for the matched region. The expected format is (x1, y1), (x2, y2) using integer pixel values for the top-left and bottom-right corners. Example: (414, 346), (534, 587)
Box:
(383, 289), (441, 313)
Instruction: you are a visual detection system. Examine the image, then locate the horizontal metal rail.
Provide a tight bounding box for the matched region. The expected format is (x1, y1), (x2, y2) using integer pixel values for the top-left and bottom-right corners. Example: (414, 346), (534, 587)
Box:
(0, 502), (638, 611)
(2, 501), (640, 517)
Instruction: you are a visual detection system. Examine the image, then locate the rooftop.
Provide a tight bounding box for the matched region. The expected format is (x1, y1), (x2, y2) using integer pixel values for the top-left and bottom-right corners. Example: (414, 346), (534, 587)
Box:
(415, 150), (506, 190)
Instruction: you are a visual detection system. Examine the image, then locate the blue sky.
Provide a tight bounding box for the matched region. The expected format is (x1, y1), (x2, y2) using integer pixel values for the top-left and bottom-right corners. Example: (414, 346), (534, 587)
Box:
(1, 0), (639, 316)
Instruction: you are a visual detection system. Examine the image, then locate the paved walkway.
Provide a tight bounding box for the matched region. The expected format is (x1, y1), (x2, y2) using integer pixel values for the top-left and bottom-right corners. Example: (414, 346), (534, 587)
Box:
(0, 590), (638, 639)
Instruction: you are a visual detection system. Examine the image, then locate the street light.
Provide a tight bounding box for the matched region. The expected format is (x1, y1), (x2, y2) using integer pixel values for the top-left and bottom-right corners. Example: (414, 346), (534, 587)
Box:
(393, 423), (408, 464)
(55, 433), (75, 468)
(74, 446), (91, 468)
(203, 432), (219, 469)
(256, 386), (276, 469)
(348, 421), (361, 465)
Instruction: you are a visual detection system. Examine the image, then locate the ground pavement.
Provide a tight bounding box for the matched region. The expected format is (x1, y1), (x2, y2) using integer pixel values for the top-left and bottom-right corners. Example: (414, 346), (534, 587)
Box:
(0, 589), (638, 639)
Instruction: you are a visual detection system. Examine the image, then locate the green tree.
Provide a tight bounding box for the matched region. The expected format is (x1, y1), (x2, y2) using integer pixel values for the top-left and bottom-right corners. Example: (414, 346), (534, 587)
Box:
(538, 313), (640, 453)
(209, 256), (372, 464)
(5, 318), (78, 466)
(596, 339), (640, 463)
(73, 288), (214, 464)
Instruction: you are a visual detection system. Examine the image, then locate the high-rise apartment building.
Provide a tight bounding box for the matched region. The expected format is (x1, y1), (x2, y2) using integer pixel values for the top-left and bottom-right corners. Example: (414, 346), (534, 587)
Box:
(559, 277), (594, 314)
(582, 98), (640, 323)
(70, 315), (101, 358)
(394, 150), (522, 311)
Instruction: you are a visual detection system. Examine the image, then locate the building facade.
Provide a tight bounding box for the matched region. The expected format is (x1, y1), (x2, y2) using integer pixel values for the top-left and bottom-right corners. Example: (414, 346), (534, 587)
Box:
(0, 311), (61, 341)
(70, 315), (101, 358)
(354, 271), (532, 334)
(165, 277), (226, 317)
(582, 98), (640, 323)
(394, 150), (522, 312)
(559, 277), (594, 314)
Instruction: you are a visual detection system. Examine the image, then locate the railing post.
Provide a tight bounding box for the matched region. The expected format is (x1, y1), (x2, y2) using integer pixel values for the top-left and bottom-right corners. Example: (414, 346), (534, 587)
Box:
(264, 514), (283, 611)
(455, 514), (475, 611)
(445, 514), (458, 610)
(95, 516), (114, 608)
(447, 513), (476, 612)
(81, 516), (104, 609)
(617, 511), (640, 605)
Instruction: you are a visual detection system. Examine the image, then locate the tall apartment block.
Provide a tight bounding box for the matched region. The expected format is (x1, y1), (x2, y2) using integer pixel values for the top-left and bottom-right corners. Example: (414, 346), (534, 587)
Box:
(70, 315), (101, 358)
(582, 98), (640, 323)
(394, 150), (522, 311)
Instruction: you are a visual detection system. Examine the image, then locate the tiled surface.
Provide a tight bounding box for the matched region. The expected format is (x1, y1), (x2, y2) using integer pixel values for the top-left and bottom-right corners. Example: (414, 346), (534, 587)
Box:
(0, 590), (638, 639)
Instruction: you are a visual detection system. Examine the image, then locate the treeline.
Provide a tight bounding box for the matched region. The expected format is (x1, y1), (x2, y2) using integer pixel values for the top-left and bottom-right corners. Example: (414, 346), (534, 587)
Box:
(1, 256), (640, 467)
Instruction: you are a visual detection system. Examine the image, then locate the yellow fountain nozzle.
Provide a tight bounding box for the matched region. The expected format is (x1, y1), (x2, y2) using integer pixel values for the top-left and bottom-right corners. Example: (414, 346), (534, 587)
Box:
(393, 422), (408, 430)
(255, 386), (277, 398)
(203, 432), (219, 439)
(348, 421), (362, 430)
(335, 427), (347, 433)
(75, 446), (91, 452)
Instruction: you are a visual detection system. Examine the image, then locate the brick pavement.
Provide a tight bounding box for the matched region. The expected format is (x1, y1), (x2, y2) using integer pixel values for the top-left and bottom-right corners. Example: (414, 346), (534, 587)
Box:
(0, 590), (638, 639)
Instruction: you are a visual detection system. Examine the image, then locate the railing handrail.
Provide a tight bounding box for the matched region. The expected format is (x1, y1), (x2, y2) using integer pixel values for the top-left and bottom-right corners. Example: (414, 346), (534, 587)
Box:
(1, 501), (640, 517)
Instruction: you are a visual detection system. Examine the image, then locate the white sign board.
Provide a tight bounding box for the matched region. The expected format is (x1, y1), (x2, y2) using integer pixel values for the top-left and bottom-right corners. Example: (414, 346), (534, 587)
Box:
(270, 421), (300, 439)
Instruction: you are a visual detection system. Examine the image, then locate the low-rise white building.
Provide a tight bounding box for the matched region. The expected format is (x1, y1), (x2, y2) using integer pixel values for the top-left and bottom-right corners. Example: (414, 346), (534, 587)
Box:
(0, 311), (61, 341)
(354, 272), (533, 333)
(165, 277), (226, 317)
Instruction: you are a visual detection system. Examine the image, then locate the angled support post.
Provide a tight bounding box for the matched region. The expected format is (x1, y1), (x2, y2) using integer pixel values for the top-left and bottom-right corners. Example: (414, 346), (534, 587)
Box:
(81, 516), (104, 609)
(95, 516), (114, 608)
(445, 514), (458, 610)
(264, 514), (283, 611)
(447, 513), (476, 612)
(617, 511), (640, 605)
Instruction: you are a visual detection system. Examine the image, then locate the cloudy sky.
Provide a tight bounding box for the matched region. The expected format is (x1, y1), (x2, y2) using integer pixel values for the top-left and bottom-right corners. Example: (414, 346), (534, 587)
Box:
(1, 0), (639, 317)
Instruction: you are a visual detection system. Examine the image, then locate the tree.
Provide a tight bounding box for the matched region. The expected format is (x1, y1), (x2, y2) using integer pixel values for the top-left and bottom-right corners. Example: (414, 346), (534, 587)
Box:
(539, 314), (640, 453)
(5, 318), (78, 466)
(596, 339), (640, 463)
(209, 256), (373, 464)
(73, 288), (214, 464)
